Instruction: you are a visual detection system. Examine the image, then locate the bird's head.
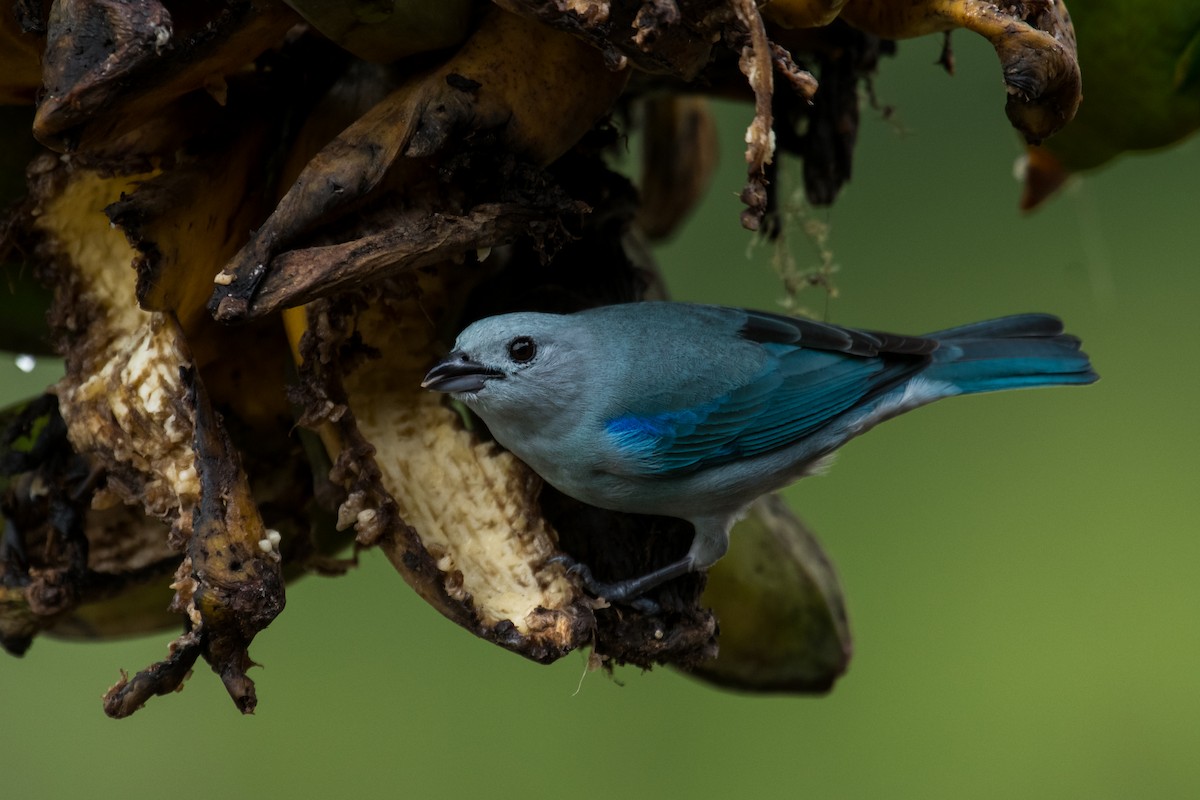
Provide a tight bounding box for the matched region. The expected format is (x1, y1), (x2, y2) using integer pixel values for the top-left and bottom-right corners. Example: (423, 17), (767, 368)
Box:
(421, 312), (583, 417)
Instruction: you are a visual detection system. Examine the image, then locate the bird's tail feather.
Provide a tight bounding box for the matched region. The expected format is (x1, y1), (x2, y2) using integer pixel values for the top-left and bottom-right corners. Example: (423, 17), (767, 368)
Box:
(924, 313), (1098, 395)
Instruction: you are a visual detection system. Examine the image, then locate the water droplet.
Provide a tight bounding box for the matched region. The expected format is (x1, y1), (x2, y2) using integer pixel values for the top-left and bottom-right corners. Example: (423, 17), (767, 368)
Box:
(15, 354), (36, 373)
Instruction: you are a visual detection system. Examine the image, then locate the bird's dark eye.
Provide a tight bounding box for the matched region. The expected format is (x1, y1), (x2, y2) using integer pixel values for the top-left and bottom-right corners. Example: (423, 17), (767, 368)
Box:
(507, 336), (537, 364)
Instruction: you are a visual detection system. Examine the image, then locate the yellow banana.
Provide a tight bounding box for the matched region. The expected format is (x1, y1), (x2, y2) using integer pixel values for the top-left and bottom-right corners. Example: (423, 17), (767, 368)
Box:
(835, 0), (1080, 143)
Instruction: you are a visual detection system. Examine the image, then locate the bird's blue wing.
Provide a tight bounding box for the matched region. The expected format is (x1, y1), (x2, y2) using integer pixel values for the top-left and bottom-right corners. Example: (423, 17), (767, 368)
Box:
(605, 343), (924, 475)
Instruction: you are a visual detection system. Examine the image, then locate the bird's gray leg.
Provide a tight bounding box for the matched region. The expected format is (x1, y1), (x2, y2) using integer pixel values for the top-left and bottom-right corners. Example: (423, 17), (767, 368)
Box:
(556, 516), (731, 605)
(685, 515), (731, 569)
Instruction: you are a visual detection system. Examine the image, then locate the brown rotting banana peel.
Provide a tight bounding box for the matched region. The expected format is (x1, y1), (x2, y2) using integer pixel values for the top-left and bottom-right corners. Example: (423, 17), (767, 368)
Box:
(284, 270), (595, 663)
(210, 7), (631, 322)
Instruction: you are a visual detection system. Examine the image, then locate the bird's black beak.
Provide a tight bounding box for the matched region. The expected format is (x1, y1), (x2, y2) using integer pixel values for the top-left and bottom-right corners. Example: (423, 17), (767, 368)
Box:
(421, 352), (504, 393)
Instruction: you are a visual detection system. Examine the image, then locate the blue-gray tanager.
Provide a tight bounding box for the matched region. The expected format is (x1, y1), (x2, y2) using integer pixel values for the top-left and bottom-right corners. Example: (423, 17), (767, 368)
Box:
(422, 302), (1097, 602)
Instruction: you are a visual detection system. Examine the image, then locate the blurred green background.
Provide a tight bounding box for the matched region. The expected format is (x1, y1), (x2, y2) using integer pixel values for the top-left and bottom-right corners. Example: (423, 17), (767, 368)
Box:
(3, 32), (1198, 800)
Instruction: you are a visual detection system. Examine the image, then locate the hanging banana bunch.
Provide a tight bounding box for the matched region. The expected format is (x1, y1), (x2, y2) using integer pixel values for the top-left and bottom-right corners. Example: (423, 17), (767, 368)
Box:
(0, 0), (1081, 717)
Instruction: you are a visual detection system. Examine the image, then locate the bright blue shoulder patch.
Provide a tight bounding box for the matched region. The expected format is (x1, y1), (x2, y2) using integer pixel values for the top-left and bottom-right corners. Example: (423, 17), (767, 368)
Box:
(603, 343), (923, 475)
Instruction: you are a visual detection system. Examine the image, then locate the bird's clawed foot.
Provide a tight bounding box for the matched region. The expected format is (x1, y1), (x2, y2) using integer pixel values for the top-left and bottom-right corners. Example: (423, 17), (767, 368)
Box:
(547, 554), (663, 614)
